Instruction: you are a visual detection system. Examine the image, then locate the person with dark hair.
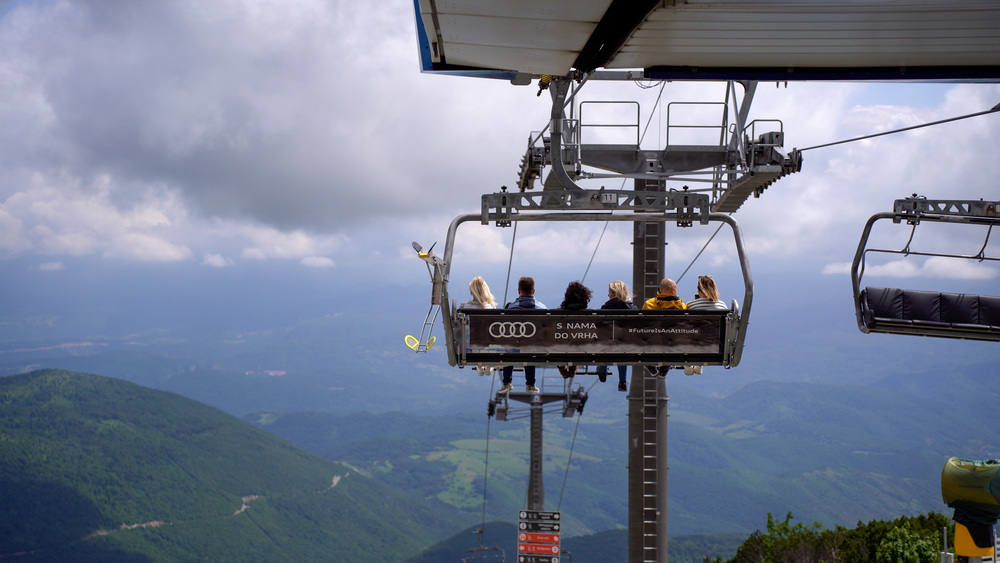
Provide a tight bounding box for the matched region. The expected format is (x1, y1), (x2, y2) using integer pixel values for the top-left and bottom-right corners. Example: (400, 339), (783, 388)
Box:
(597, 280), (635, 391)
(556, 281), (592, 379)
(517, 276), (536, 296)
(499, 276), (547, 394)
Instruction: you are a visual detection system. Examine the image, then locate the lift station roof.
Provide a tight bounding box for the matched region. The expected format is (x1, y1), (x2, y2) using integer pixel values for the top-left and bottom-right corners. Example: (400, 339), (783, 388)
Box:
(414, 0), (1000, 81)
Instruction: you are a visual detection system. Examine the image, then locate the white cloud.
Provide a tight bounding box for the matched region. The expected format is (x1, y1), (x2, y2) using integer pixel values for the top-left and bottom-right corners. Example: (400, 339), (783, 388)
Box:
(235, 223), (346, 261)
(203, 253), (233, 267)
(0, 205), (28, 252)
(821, 262), (852, 275)
(241, 247), (266, 260)
(850, 256), (996, 281)
(0, 173), (191, 259)
(33, 261), (65, 271)
(301, 256), (334, 268)
(103, 232), (192, 262)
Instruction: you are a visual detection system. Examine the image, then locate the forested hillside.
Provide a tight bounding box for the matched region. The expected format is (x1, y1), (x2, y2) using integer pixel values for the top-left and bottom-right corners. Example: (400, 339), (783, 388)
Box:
(0, 370), (464, 562)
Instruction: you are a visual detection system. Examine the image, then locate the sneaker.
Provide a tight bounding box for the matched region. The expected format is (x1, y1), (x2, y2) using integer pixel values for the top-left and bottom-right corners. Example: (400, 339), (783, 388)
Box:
(618, 380), (627, 392)
(498, 383), (513, 394)
(684, 366), (695, 376)
(526, 385), (539, 393)
(477, 366), (489, 376)
(597, 367), (607, 383)
(558, 366), (576, 379)
(694, 366), (703, 375)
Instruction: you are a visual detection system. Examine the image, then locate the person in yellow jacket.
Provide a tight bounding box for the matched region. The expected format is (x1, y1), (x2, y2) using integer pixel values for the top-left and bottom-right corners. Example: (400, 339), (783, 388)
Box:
(642, 278), (686, 377)
(642, 278), (687, 310)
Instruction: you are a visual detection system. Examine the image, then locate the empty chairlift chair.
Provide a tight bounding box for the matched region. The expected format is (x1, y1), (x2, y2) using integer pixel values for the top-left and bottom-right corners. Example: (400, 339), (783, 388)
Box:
(851, 196), (1000, 342)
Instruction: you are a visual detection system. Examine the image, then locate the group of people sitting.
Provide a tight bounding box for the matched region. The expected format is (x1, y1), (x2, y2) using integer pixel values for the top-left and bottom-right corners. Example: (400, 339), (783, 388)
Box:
(459, 274), (728, 394)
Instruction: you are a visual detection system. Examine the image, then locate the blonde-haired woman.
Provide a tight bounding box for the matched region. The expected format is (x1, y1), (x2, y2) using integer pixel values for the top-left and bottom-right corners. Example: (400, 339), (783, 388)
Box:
(460, 276), (497, 309)
(687, 275), (727, 311)
(597, 280), (636, 391)
(459, 276), (497, 375)
(685, 275), (728, 375)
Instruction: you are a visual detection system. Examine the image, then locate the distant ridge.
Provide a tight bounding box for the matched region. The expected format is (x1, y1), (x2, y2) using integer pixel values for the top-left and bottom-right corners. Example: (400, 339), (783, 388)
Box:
(0, 369), (463, 561)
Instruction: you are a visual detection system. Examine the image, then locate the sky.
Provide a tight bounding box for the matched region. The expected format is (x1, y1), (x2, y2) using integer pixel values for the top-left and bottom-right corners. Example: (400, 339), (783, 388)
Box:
(1, 0), (999, 326)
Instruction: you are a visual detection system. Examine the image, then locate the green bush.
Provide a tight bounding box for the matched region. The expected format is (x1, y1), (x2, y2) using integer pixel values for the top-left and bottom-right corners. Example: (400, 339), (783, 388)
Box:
(875, 524), (938, 563)
(725, 512), (950, 563)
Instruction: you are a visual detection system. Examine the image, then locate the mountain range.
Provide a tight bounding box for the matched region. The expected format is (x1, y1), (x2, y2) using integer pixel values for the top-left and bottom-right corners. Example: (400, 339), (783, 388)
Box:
(2, 261), (997, 559)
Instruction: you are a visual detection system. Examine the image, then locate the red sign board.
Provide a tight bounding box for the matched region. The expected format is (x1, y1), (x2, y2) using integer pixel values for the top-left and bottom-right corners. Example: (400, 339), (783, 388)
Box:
(519, 532), (560, 544)
(517, 543), (560, 555)
(517, 509), (561, 563)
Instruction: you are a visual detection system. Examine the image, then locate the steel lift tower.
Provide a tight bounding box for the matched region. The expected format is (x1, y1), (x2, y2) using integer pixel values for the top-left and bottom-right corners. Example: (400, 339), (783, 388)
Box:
(524, 76), (797, 562)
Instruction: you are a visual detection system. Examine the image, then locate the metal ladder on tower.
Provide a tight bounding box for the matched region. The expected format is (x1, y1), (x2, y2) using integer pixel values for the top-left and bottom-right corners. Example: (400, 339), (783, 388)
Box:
(641, 372), (662, 562)
(637, 220), (664, 301)
(633, 177), (666, 304)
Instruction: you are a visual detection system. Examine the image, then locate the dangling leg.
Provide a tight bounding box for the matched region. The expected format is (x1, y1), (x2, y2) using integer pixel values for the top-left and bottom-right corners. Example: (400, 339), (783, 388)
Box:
(499, 366), (514, 394)
(525, 366), (539, 392)
(596, 365), (608, 383)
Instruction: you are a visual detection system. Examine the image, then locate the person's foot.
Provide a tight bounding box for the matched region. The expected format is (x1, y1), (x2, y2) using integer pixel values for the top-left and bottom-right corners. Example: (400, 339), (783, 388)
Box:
(498, 383), (513, 394)
(526, 385), (539, 393)
(694, 366), (703, 375)
(684, 366), (695, 376)
(597, 369), (607, 383)
(618, 380), (627, 392)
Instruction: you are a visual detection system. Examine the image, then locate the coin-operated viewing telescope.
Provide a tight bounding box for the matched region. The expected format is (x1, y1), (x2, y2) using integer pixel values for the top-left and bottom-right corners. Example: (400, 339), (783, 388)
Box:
(942, 457), (1000, 561)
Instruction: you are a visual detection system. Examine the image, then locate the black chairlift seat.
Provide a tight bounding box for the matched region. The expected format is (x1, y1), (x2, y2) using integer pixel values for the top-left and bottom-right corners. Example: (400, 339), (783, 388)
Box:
(859, 287), (1000, 341)
(436, 210), (753, 368)
(851, 197), (1000, 342)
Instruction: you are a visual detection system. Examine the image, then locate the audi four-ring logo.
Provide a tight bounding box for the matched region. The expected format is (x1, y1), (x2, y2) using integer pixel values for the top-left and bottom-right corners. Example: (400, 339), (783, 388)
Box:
(489, 321), (537, 338)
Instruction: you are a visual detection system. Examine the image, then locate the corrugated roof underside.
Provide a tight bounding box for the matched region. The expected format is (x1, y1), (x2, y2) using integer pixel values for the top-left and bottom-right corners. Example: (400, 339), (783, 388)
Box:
(417, 0), (1000, 76)
(417, 0), (611, 75)
(610, 1), (1000, 70)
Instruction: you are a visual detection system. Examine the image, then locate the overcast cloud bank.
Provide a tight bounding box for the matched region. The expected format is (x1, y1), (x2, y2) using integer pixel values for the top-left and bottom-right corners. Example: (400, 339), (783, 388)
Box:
(0, 0), (997, 286)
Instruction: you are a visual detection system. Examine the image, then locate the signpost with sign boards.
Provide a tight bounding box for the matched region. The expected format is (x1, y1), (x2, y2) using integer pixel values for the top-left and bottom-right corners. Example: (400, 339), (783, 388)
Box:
(517, 510), (561, 563)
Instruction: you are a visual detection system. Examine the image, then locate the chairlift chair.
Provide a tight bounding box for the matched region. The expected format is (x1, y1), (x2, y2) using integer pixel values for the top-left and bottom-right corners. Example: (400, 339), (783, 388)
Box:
(851, 196), (1000, 342)
(461, 544), (506, 563)
(418, 194), (754, 371)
